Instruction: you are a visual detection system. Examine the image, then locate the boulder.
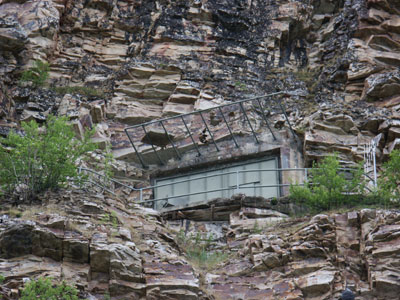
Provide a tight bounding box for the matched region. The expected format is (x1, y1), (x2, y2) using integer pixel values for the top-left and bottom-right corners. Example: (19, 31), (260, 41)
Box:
(0, 1), (59, 54)
(32, 227), (63, 262)
(362, 71), (400, 102)
(295, 269), (336, 296)
(0, 223), (34, 258)
(141, 127), (175, 148)
(89, 233), (110, 273)
(109, 243), (142, 282)
(252, 252), (281, 270)
(63, 232), (89, 263)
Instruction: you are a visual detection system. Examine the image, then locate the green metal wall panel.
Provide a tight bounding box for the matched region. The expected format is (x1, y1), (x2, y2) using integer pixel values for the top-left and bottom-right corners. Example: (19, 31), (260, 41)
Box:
(154, 158), (279, 210)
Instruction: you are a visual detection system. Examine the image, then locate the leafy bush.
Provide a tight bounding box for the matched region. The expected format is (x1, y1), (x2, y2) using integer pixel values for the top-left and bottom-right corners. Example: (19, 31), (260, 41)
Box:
(103, 293), (111, 300)
(379, 150), (400, 203)
(0, 116), (95, 202)
(290, 154), (365, 211)
(20, 277), (82, 300)
(20, 60), (50, 88)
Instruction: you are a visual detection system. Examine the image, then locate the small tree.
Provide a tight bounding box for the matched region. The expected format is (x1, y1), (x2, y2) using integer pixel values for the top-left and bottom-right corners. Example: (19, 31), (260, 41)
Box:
(0, 116), (95, 202)
(379, 149), (400, 203)
(290, 154), (365, 211)
(20, 60), (50, 88)
(20, 277), (82, 300)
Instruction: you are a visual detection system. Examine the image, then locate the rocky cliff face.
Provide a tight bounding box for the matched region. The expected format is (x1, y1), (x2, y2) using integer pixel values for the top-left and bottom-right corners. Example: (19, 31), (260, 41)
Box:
(0, 190), (208, 299)
(1, 189), (400, 299)
(1, 0), (400, 169)
(1, 0), (400, 299)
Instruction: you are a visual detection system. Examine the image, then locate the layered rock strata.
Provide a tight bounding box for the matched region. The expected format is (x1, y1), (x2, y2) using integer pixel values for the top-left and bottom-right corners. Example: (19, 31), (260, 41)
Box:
(1, 0), (400, 171)
(0, 190), (206, 300)
(1, 189), (400, 299)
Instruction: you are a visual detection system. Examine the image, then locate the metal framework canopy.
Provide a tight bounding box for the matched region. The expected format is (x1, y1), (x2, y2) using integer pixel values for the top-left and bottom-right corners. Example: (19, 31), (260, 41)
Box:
(124, 91), (296, 168)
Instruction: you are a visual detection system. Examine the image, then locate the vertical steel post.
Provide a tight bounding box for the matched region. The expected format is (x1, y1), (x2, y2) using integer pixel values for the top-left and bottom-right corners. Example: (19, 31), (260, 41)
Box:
(239, 102), (259, 143)
(125, 129), (147, 169)
(256, 99), (277, 141)
(279, 101), (297, 139)
(180, 115), (201, 156)
(199, 111), (220, 151)
(218, 107), (239, 148)
(236, 170), (240, 193)
(363, 144), (366, 174)
(142, 125), (164, 165)
(159, 120), (181, 159)
(372, 141), (377, 188)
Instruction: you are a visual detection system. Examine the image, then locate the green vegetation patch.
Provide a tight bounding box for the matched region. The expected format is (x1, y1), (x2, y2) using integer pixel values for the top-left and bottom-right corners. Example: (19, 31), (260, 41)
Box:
(0, 116), (96, 202)
(20, 277), (84, 300)
(290, 154), (366, 212)
(234, 81), (248, 91)
(176, 230), (229, 271)
(378, 149), (400, 204)
(100, 211), (119, 229)
(290, 151), (400, 213)
(20, 60), (50, 88)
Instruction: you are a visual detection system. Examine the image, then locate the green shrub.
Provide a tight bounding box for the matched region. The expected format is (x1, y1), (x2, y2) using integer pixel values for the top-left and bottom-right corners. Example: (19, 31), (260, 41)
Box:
(110, 211), (118, 228)
(20, 277), (83, 300)
(20, 60), (50, 88)
(234, 81), (248, 91)
(379, 150), (400, 203)
(270, 197), (278, 205)
(103, 293), (111, 300)
(290, 154), (365, 211)
(0, 274), (4, 299)
(0, 116), (96, 202)
(97, 145), (114, 189)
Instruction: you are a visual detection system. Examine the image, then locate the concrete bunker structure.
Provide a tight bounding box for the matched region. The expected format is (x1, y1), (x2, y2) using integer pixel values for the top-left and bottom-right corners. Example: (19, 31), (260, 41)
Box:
(122, 93), (305, 211)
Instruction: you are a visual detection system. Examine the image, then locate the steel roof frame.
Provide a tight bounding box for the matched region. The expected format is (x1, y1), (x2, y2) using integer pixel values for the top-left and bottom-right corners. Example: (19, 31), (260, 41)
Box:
(124, 91), (294, 168)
